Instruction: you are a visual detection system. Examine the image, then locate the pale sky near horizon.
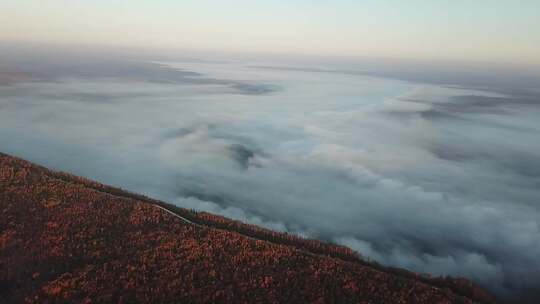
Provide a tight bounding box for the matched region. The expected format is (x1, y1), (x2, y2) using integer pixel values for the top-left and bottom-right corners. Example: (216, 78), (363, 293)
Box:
(2, 0), (540, 64)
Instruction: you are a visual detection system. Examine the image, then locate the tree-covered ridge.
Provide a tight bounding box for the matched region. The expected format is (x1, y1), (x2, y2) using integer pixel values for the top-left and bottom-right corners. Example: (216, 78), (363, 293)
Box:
(0, 153), (495, 303)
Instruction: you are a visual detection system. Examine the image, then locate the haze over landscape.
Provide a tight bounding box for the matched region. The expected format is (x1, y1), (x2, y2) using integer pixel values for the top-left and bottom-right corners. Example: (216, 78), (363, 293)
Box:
(1, 1), (540, 303)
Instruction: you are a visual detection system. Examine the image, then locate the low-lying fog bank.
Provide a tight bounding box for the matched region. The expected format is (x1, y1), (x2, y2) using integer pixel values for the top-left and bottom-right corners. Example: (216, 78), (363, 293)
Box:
(1, 47), (539, 302)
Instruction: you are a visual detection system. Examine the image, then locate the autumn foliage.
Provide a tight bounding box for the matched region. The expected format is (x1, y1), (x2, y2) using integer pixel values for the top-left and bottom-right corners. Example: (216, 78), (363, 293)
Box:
(0, 153), (496, 303)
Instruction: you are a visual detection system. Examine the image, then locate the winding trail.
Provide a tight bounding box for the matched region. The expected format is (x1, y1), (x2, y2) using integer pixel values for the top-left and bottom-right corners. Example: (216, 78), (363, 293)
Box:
(152, 204), (198, 225)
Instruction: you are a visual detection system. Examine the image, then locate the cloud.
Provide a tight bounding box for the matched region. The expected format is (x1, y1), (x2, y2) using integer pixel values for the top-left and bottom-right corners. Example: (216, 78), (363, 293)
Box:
(2, 49), (540, 302)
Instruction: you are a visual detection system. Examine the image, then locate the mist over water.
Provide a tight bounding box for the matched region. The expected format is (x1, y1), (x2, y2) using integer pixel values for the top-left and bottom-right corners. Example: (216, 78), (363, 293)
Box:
(1, 49), (539, 302)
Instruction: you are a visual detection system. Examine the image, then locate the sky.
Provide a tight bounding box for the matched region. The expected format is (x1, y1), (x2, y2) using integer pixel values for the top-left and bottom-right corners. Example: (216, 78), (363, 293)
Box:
(2, 0), (540, 64)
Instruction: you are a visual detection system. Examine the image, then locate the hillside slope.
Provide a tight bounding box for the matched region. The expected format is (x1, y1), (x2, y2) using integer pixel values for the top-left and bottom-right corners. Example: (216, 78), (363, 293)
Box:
(0, 153), (495, 303)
